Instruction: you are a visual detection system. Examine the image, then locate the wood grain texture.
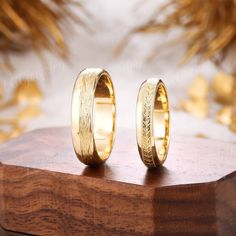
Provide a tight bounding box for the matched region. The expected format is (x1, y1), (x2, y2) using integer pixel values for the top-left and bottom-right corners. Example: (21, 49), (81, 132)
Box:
(0, 127), (235, 236)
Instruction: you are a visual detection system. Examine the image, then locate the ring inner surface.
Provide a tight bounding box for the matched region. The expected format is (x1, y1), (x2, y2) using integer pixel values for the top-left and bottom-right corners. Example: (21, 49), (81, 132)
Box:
(93, 74), (115, 160)
(153, 83), (169, 162)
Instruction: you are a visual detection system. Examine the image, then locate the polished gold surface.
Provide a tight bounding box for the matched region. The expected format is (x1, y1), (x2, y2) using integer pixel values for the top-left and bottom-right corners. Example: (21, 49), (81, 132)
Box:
(136, 79), (170, 168)
(71, 68), (116, 165)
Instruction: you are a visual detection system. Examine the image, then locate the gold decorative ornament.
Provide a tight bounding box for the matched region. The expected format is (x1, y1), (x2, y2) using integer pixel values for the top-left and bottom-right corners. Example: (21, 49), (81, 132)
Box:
(180, 98), (209, 119)
(179, 75), (210, 119)
(195, 133), (209, 139)
(136, 79), (170, 168)
(0, 0), (88, 70)
(0, 119), (24, 143)
(230, 113), (236, 133)
(71, 68), (116, 165)
(0, 79), (43, 110)
(13, 80), (43, 107)
(118, 0), (236, 68)
(216, 106), (234, 126)
(0, 78), (43, 144)
(212, 72), (235, 104)
(17, 106), (42, 122)
(187, 75), (209, 100)
(177, 72), (236, 134)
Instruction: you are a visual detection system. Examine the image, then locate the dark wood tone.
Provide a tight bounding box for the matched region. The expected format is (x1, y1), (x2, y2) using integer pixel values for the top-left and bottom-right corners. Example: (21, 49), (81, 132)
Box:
(0, 127), (235, 236)
(0, 227), (30, 236)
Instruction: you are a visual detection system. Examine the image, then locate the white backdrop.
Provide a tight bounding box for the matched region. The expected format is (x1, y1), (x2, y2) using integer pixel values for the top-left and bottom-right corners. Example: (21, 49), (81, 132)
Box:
(1, 0), (235, 143)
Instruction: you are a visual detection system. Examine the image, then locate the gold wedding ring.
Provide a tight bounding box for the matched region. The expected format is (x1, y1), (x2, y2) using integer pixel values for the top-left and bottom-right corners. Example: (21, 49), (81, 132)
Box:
(136, 79), (170, 168)
(71, 68), (116, 165)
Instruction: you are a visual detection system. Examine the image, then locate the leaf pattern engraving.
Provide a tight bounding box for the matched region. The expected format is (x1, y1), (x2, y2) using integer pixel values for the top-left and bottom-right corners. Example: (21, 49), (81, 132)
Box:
(141, 84), (155, 167)
(78, 70), (97, 163)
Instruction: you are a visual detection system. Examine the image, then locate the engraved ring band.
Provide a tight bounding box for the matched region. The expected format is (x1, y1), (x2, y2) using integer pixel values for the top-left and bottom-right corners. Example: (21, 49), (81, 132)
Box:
(71, 68), (116, 165)
(136, 79), (170, 168)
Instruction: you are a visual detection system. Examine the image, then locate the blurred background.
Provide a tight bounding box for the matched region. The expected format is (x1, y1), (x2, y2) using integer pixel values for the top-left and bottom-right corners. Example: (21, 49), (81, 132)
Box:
(0, 0), (236, 144)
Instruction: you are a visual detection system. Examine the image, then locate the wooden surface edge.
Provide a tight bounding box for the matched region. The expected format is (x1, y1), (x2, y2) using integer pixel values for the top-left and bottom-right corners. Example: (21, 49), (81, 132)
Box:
(0, 164), (155, 235)
(216, 172), (236, 235)
(0, 126), (236, 235)
(2, 163), (236, 235)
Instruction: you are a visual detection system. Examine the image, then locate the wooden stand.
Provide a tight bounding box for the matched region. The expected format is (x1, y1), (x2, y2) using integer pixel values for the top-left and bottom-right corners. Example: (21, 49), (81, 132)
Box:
(0, 127), (236, 236)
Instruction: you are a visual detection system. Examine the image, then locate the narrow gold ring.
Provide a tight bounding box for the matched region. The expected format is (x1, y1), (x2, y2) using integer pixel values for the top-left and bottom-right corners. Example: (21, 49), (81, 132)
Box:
(71, 68), (116, 165)
(136, 79), (170, 168)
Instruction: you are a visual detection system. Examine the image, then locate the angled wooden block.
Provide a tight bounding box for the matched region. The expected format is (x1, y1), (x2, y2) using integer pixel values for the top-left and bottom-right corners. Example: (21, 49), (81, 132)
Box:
(0, 127), (235, 236)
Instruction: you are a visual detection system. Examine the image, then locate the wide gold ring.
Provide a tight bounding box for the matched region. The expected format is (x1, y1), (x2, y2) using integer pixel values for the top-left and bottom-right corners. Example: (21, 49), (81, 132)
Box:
(71, 68), (116, 165)
(136, 79), (170, 168)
